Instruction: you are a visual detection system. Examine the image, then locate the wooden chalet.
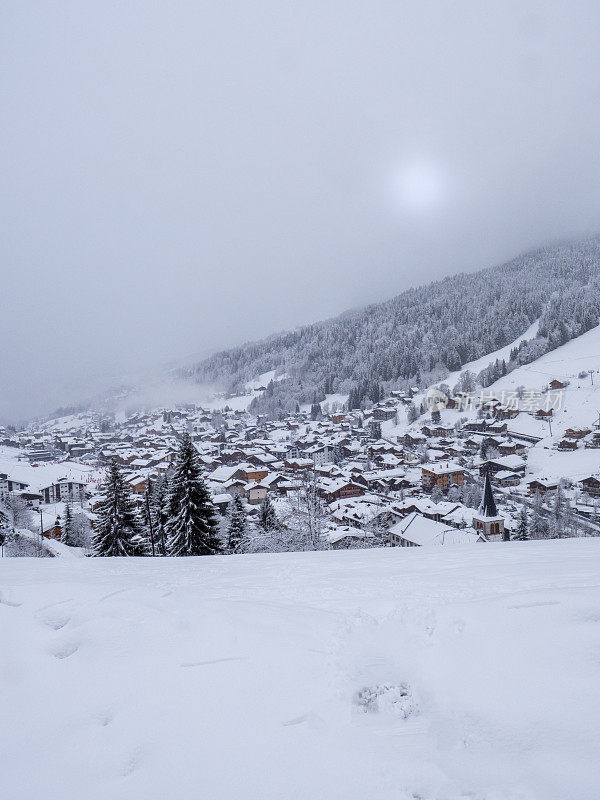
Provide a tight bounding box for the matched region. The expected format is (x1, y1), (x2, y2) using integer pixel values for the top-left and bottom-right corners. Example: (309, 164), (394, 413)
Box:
(527, 478), (559, 495)
(580, 476), (600, 497)
(421, 463), (464, 490)
(284, 458), (313, 472)
(479, 456), (526, 476)
(373, 406), (397, 421)
(557, 439), (578, 451)
(564, 428), (591, 440)
(321, 479), (365, 504)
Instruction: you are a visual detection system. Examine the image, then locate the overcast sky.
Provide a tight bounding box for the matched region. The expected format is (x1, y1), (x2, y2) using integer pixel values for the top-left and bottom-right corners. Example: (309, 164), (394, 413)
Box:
(2, 1), (600, 423)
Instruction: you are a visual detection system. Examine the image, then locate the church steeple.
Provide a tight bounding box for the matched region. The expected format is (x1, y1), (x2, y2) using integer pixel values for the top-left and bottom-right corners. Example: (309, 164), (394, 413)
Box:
(473, 470), (505, 540)
(479, 470), (498, 518)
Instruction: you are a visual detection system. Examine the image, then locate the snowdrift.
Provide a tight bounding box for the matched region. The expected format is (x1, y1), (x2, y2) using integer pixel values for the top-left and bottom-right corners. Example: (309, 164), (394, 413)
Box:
(1, 541), (599, 799)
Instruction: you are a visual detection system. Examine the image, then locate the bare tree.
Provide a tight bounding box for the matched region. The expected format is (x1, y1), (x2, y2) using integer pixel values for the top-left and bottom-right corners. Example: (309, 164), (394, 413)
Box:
(258, 472), (327, 552)
(2, 495), (33, 532)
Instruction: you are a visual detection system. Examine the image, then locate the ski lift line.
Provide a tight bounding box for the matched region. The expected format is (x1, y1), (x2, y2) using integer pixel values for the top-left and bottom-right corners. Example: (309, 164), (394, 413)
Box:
(512, 362), (600, 378)
(505, 367), (598, 379)
(521, 352), (600, 365)
(496, 372), (599, 387)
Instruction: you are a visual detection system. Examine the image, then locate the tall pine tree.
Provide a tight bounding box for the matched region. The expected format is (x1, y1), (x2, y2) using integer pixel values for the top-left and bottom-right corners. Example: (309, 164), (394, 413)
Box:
(226, 496), (247, 553)
(257, 494), (278, 532)
(62, 500), (75, 546)
(167, 434), (221, 556)
(93, 460), (144, 557)
(152, 474), (169, 556)
(514, 506), (529, 541)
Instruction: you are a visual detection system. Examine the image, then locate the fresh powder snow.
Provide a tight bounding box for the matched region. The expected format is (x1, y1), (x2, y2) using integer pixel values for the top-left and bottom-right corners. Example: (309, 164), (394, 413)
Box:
(1, 540), (599, 799)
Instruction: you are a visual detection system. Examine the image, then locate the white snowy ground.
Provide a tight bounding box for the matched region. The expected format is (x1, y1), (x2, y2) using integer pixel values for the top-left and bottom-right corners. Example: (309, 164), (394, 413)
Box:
(1, 541), (600, 800)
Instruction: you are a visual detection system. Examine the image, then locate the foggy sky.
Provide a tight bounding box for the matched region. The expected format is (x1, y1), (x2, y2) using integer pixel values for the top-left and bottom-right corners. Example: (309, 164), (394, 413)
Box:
(2, 1), (600, 423)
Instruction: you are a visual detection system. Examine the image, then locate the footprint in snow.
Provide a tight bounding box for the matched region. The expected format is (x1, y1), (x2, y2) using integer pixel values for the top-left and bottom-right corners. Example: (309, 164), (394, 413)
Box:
(122, 752), (140, 777)
(94, 709), (114, 727)
(0, 593), (22, 607)
(50, 640), (80, 660)
(574, 608), (600, 623)
(41, 612), (71, 630)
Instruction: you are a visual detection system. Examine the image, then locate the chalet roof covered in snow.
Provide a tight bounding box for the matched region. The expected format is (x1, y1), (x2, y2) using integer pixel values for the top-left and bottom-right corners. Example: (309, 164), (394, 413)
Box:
(420, 461), (464, 475)
(389, 512), (482, 546)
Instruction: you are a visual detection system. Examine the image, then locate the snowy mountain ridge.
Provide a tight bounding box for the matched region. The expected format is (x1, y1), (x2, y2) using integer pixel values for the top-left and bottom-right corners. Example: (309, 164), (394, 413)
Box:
(37, 236), (600, 425)
(178, 237), (600, 417)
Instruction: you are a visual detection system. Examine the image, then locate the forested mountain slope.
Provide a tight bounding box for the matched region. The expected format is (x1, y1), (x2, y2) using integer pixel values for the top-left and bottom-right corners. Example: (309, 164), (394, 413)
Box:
(181, 238), (600, 415)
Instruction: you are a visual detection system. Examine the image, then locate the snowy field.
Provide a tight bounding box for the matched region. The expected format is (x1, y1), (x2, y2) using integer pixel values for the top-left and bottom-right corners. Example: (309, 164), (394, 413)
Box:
(1, 541), (600, 800)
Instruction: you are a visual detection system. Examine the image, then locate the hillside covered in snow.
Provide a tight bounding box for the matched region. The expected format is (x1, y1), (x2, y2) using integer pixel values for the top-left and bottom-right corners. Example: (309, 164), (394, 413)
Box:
(179, 238), (600, 417)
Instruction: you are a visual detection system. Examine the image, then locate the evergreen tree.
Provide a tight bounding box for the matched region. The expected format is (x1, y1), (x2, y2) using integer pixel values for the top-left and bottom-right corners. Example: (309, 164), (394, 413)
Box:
(62, 500), (75, 546)
(152, 474), (169, 556)
(143, 479), (156, 556)
(407, 402), (419, 424)
(187, 239), (600, 420)
(257, 494), (278, 532)
(226, 496), (247, 553)
(166, 435), (221, 556)
(93, 459), (143, 556)
(514, 506), (529, 541)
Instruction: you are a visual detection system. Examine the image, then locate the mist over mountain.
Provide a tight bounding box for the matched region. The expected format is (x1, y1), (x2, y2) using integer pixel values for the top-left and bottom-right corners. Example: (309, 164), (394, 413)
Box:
(177, 237), (600, 415)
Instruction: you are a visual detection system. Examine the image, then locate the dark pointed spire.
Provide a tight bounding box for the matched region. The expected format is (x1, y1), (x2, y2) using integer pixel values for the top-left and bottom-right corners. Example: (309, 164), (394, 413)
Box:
(479, 470), (498, 518)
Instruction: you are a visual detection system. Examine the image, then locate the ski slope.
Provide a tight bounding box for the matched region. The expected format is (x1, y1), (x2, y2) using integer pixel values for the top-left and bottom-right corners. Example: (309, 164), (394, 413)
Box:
(386, 320), (541, 440)
(490, 326), (600, 441)
(491, 323), (600, 395)
(490, 323), (600, 435)
(486, 324), (600, 481)
(391, 322), (600, 483)
(1, 541), (600, 800)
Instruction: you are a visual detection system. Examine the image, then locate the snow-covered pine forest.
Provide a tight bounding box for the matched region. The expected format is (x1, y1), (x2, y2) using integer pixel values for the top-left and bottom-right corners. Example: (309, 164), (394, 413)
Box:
(179, 238), (600, 417)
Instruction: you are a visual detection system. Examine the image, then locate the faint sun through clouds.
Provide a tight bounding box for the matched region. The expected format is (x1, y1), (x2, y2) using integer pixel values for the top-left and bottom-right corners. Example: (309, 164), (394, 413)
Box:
(390, 158), (446, 214)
